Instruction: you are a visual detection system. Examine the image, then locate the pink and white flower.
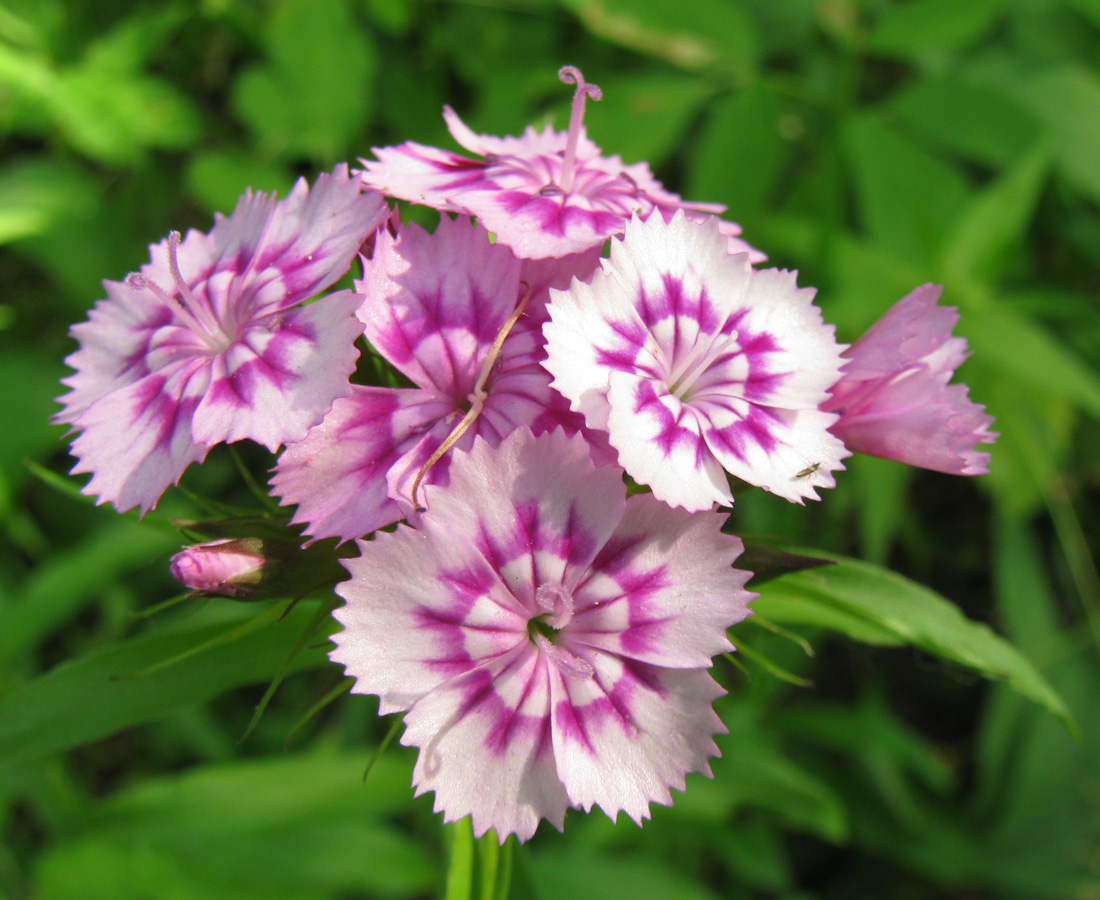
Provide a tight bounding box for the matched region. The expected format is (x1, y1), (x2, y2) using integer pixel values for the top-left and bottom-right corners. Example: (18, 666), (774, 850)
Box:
(361, 66), (763, 261)
(823, 284), (996, 475)
(543, 211), (850, 511)
(270, 215), (599, 543)
(330, 427), (754, 842)
(55, 165), (387, 514)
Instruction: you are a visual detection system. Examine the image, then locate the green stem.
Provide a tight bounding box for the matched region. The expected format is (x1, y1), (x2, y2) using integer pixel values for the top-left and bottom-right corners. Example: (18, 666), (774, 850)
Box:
(444, 818), (475, 900)
(229, 445), (279, 509)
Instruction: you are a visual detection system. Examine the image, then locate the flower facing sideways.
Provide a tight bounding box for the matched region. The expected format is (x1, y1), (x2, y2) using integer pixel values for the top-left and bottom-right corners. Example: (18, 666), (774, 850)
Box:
(823, 283), (996, 475)
(543, 211), (850, 512)
(56, 165), (387, 513)
(361, 66), (763, 262)
(329, 428), (754, 841)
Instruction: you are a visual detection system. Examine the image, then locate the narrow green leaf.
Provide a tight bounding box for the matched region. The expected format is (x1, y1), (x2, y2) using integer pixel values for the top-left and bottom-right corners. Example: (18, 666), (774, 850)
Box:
(238, 599), (337, 744)
(775, 694), (954, 794)
(960, 303), (1100, 421)
(362, 713), (404, 783)
(23, 459), (96, 504)
(0, 518), (180, 659)
(284, 676), (353, 747)
(754, 554), (1076, 733)
(476, 832), (502, 900)
(708, 740), (849, 843)
(112, 601), (290, 680)
(751, 580), (903, 647)
(35, 753), (436, 900)
(1019, 65), (1100, 206)
(749, 616), (815, 658)
(736, 541), (834, 586)
(725, 646), (813, 688)
(0, 604), (331, 763)
(844, 114), (972, 264)
(490, 839), (512, 900)
(941, 143), (1050, 283)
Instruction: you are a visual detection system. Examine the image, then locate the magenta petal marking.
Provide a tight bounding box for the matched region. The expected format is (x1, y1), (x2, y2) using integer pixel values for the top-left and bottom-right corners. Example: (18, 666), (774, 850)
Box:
(356, 216), (522, 397)
(544, 211), (850, 508)
(192, 289), (363, 451)
(360, 76), (758, 259)
(66, 361), (211, 514)
(605, 371), (733, 511)
(329, 428), (754, 841)
(402, 651), (569, 842)
(57, 165), (387, 513)
(272, 385), (457, 542)
(551, 659), (728, 824)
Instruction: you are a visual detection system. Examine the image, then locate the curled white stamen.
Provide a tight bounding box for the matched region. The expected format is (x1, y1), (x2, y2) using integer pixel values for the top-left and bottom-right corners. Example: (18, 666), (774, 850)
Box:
(558, 66), (602, 195)
(535, 583), (574, 630)
(126, 273), (175, 308)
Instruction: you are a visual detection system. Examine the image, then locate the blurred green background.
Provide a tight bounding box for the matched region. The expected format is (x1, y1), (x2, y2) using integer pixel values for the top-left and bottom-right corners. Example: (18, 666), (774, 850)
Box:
(2, 0), (1099, 897)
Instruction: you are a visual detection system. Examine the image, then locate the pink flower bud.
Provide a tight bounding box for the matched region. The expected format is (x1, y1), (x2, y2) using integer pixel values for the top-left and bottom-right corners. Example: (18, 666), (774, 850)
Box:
(170, 539), (267, 598)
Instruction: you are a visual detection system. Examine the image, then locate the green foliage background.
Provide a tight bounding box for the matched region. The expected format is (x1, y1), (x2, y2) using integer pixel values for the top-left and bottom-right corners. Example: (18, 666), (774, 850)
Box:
(1, 0), (1099, 897)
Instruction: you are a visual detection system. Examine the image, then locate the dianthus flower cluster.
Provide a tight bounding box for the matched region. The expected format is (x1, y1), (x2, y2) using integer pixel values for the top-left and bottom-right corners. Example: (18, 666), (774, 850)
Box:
(57, 66), (996, 842)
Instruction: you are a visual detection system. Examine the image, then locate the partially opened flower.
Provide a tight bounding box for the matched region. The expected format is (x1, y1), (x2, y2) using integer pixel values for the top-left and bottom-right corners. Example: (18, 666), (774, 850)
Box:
(361, 66), (763, 261)
(543, 211), (850, 511)
(330, 427), (754, 842)
(823, 284), (997, 475)
(56, 165), (387, 513)
(271, 215), (598, 543)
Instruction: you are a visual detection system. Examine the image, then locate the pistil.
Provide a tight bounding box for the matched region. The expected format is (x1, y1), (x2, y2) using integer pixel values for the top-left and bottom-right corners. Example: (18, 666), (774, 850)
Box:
(557, 66), (602, 195)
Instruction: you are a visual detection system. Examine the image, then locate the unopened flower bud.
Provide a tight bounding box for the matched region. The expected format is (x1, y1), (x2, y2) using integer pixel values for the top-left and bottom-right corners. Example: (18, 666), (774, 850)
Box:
(170, 539), (267, 598)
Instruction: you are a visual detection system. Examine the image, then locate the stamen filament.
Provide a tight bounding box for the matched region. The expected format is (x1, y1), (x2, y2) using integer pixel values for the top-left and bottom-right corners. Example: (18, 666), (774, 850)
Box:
(126, 273), (176, 309)
(125, 271), (226, 353)
(558, 66), (602, 195)
(668, 328), (741, 401)
(409, 283), (533, 511)
(165, 231), (225, 339)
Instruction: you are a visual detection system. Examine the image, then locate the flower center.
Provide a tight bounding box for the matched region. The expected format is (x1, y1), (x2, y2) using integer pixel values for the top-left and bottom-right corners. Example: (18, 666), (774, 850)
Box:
(667, 328), (742, 402)
(127, 231), (230, 352)
(534, 582), (574, 630)
(557, 66), (602, 195)
(528, 582), (594, 679)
